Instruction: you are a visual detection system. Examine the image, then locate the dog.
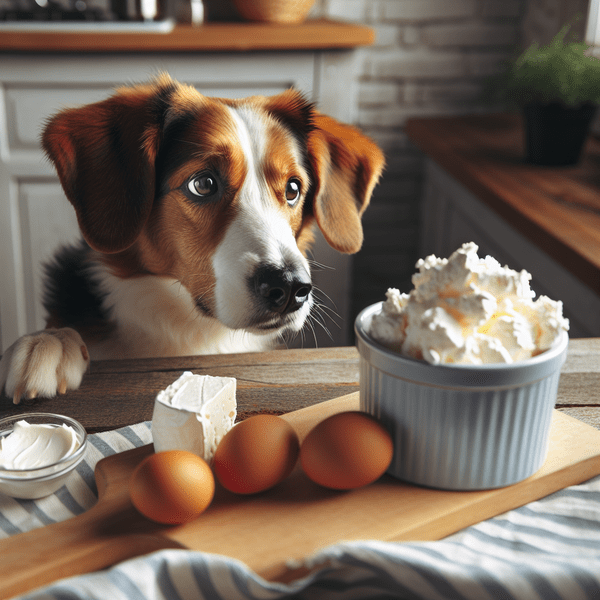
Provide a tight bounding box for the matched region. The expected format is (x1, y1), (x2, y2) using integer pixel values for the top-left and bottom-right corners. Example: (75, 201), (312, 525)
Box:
(0, 74), (384, 404)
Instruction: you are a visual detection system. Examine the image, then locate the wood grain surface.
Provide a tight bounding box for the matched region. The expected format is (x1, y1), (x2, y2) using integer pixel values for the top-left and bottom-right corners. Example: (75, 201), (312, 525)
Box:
(2, 392), (600, 599)
(555, 338), (600, 429)
(405, 114), (600, 294)
(1, 341), (599, 432)
(0, 19), (374, 52)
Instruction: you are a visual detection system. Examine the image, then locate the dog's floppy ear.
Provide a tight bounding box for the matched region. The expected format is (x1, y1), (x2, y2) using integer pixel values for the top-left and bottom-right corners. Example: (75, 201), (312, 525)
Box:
(42, 75), (177, 254)
(307, 114), (384, 254)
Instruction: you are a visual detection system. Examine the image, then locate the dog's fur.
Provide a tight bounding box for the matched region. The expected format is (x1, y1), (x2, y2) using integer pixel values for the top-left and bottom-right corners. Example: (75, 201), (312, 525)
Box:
(0, 74), (384, 404)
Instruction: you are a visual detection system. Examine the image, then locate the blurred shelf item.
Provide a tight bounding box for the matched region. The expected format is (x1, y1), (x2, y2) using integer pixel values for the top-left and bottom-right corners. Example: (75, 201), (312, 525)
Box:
(0, 20), (175, 32)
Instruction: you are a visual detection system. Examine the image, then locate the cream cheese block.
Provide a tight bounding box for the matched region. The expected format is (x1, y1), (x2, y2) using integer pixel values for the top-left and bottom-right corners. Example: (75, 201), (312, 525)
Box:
(152, 371), (236, 463)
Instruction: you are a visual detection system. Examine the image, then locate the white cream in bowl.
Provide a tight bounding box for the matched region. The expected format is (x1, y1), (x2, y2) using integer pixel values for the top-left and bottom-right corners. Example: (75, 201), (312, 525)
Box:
(0, 420), (80, 470)
(369, 242), (569, 365)
(0, 413), (87, 499)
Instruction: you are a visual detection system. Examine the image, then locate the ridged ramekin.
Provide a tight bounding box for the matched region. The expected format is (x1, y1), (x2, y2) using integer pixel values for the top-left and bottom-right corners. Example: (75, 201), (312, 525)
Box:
(355, 302), (569, 490)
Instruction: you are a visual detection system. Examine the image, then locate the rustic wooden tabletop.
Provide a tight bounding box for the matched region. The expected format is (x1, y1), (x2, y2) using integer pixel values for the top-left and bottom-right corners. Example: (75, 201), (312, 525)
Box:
(1, 341), (598, 433)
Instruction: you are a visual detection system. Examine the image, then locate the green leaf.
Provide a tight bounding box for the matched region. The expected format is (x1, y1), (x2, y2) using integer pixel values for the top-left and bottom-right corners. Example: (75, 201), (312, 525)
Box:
(487, 21), (600, 107)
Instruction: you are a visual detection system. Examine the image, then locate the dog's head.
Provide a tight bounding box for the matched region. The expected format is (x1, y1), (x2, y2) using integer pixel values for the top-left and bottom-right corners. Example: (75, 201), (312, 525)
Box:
(42, 74), (384, 338)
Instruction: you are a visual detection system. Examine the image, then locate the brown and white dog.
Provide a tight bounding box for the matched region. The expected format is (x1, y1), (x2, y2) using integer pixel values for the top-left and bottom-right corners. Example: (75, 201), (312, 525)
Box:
(0, 74), (384, 404)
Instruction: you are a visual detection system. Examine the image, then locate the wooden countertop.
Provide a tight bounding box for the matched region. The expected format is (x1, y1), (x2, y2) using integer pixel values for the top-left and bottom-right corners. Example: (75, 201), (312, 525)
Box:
(0, 347), (360, 432)
(405, 113), (600, 296)
(0, 19), (375, 52)
(1, 341), (599, 432)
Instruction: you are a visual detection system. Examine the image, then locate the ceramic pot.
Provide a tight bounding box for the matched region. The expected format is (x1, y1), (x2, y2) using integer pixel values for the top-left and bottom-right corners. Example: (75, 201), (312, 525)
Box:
(523, 102), (597, 166)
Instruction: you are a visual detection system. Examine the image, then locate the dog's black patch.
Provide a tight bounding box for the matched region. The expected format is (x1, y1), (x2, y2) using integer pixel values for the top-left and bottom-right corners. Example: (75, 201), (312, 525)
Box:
(267, 90), (316, 145)
(42, 240), (114, 338)
(149, 78), (178, 124)
(155, 108), (199, 198)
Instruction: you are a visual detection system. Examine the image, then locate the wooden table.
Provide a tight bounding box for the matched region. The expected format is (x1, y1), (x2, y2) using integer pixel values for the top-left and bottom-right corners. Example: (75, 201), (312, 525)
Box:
(1, 341), (599, 432)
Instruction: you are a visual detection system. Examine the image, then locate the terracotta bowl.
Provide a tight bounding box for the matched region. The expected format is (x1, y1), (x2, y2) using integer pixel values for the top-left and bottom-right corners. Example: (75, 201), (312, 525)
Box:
(232, 0), (316, 24)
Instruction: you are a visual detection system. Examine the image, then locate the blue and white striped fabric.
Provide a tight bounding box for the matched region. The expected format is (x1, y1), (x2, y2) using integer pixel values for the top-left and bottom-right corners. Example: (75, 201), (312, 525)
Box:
(2, 422), (599, 600)
(0, 422), (153, 538)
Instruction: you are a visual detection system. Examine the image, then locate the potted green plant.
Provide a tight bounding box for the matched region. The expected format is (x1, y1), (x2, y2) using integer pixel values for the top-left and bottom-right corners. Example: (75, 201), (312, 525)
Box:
(489, 24), (600, 166)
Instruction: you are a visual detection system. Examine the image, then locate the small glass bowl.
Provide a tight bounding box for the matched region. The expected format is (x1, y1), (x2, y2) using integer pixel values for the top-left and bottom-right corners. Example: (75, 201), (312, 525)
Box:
(355, 302), (569, 490)
(0, 413), (88, 499)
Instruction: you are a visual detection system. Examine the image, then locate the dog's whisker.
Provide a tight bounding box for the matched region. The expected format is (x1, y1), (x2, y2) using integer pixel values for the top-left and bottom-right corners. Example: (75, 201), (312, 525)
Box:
(313, 303), (342, 328)
(308, 300), (338, 342)
(304, 316), (319, 348)
(283, 329), (296, 349)
(278, 326), (298, 350)
(310, 308), (331, 332)
(311, 285), (340, 313)
(300, 324), (310, 348)
(307, 259), (335, 273)
(310, 293), (342, 329)
(278, 333), (290, 350)
(309, 310), (335, 341)
(312, 295), (341, 319)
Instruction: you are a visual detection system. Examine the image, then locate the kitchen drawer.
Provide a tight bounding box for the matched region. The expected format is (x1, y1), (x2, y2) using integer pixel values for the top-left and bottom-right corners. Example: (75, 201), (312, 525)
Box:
(5, 86), (113, 152)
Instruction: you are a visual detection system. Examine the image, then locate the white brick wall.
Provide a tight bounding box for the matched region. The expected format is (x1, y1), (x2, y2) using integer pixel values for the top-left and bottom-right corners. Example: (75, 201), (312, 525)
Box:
(422, 23), (519, 46)
(379, 0), (479, 21)
(365, 48), (470, 79)
(521, 0), (588, 46)
(312, 0), (529, 325)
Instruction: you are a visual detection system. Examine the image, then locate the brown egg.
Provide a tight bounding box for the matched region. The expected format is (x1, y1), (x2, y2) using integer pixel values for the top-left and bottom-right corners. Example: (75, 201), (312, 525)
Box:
(130, 450), (215, 524)
(213, 415), (300, 494)
(300, 411), (393, 490)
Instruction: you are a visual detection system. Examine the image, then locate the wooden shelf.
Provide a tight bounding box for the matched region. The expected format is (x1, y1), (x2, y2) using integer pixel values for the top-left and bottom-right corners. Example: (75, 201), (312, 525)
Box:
(0, 19), (375, 52)
(405, 113), (600, 295)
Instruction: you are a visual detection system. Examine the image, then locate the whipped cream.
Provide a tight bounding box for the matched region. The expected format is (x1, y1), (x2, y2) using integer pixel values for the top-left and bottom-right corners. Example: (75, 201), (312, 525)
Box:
(369, 242), (569, 364)
(0, 420), (81, 470)
(152, 372), (236, 463)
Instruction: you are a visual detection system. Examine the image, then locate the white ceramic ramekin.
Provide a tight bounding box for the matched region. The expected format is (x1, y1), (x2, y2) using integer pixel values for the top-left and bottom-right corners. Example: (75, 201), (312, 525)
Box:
(355, 302), (569, 490)
(0, 413), (88, 499)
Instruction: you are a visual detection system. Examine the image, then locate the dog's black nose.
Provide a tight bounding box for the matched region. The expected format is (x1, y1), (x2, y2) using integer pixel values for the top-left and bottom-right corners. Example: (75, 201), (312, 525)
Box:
(254, 266), (312, 315)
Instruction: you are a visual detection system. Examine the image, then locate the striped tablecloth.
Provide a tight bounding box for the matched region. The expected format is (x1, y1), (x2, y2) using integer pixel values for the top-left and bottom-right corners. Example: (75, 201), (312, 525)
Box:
(1, 422), (599, 600)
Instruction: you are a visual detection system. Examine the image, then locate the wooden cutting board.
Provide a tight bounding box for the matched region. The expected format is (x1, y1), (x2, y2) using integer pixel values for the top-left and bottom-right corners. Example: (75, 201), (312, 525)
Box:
(2, 391), (600, 599)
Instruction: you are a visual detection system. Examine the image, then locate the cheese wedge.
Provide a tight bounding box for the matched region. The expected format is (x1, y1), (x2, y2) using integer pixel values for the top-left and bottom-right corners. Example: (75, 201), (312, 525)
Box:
(152, 371), (236, 463)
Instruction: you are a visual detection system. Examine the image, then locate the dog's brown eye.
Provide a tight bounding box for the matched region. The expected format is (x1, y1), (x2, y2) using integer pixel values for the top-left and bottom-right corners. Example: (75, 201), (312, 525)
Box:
(188, 174), (218, 198)
(285, 179), (301, 206)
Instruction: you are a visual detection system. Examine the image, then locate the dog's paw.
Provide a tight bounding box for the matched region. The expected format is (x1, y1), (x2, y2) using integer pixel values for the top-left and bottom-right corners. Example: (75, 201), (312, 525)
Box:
(0, 328), (90, 404)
